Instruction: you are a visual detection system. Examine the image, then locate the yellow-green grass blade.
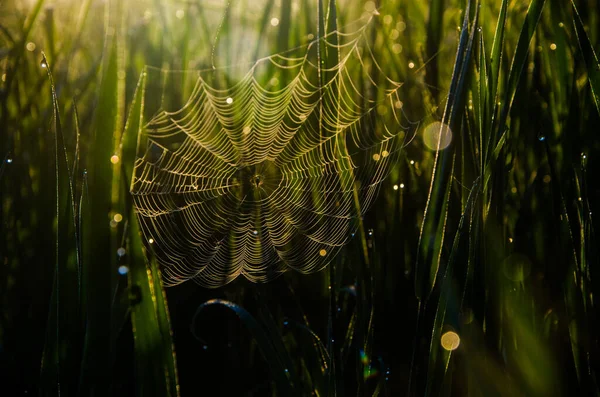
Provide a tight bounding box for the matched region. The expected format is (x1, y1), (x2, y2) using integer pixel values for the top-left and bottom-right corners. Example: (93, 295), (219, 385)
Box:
(572, 0), (600, 117)
(39, 54), (82, 395)
(121, 71), (180, 397)
(495, 0), (547, 134)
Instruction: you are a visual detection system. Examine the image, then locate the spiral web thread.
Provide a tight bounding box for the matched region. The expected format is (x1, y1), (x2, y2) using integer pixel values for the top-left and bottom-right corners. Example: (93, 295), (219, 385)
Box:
(131, 18), (414, 287)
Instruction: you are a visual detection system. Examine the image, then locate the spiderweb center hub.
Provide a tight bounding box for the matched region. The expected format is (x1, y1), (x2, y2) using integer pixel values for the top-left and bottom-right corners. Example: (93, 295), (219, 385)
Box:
(234, 160), (282, 202)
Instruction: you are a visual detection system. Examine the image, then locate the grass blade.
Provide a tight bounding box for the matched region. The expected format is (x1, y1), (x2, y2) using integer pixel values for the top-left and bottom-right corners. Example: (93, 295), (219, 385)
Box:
(39, 53), (82, 395)
(495, 0), (547, 133)
(572, 0), (600, 116)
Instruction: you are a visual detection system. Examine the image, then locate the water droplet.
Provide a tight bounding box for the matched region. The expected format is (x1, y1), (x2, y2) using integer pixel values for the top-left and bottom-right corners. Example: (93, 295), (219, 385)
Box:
(113, 213), (123, 222)
(477, 26), (482, 32)
(110, 155), (120, 164)
(400, 183), (405, 189)
(6, 158), (12, 164)
(26, 42), (36, 52)
(110, 220), (118, 228)
(148, 238), (154, 244)
(40, 59), (48, 69)
(225, 97), (233, 104)
(558, 22), (564, 28)
(337, 307), (341, 312)
(175, 9), (185, 19)
(550, 43), (557, 51)
(372, 153), (381, 161)
(283, 320), (289, 326)
(319, 249), (327, 256)
(408, 61), (415, 69)
(538, 135), (546, 142)
(252, 230), (258, 235)
(393, 184), (399, 191)
(284, 368), (289, 373)
(270, 17), (279, 26)
(118, 265), (129, 275)
(117, 247), (126, 257)
(409, 159), (415, 165)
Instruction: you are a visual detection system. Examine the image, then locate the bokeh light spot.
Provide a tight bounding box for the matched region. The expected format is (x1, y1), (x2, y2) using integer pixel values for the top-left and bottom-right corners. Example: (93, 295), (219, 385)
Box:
(441, 331), (460, 351)
(423, 122), (453, 151)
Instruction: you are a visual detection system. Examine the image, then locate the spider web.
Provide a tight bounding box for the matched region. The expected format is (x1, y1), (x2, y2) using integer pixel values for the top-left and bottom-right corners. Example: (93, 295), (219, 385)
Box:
(131, 17), (415, 287)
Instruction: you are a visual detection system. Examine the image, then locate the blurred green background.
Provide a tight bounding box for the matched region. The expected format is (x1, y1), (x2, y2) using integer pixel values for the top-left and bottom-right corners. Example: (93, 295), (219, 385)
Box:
(1, 0), (599, 395)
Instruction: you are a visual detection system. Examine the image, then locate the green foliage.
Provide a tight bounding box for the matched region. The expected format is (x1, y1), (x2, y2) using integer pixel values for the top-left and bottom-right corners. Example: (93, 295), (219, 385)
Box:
(1, 0), (599, 396)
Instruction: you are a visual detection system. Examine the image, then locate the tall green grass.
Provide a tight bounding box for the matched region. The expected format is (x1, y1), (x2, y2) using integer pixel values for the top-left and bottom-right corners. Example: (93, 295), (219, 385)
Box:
(1, 0), (599, 395)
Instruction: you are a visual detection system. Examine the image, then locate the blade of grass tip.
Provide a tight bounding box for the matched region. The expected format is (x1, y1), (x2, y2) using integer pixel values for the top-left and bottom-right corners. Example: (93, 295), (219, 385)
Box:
(495, 0), (547, 135)
(572, 0), (600, 117)
(192, 299), (299, 396)
(39, 53), (81, 395)
(121, 71), (179, 397)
